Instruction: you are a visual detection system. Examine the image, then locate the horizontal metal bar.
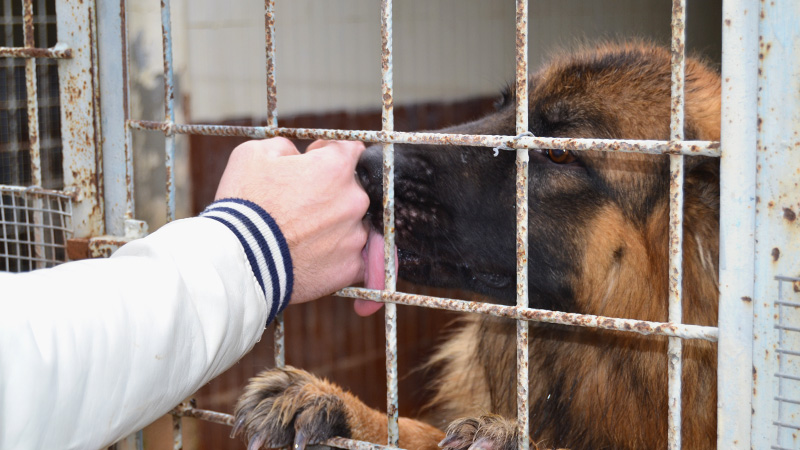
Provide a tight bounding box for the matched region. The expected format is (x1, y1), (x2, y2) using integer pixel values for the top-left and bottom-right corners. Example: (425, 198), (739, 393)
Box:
(0, 185), (76, 199)
(776, 276), (800, 282)
(776, 348), (800, 357)
(170, 405), (234, 427)
(0, 215), (71, 225)
(776, 373), (800, 382)
(128, 120), (721, 157)
(776, 324), (800, 333)
(0, 43), (72, 59)
(773, 421), (800, 431)
(324, 437), (404, 450)
(0, 238), (68, 248)
(337, 288), (719, 341)
(776, 301), (800, 308)
(775, 396), (800, 406)
(0, 255), (62, 265)
(169, 405), (404, 450)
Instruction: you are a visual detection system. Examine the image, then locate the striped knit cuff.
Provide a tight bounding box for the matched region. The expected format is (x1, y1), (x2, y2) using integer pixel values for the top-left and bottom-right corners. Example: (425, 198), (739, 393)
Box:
(200, 198), (293, 324)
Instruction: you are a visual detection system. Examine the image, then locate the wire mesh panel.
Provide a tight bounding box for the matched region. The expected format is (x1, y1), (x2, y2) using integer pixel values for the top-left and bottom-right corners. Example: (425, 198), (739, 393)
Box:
(0, 0), (72, 271)
(774, 276), (800, 450)
(0, 185), (72, 271)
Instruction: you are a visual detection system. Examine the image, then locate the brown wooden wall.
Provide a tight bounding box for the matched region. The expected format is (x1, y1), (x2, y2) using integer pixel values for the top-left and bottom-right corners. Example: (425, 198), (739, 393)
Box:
(183, 96), (496, 450)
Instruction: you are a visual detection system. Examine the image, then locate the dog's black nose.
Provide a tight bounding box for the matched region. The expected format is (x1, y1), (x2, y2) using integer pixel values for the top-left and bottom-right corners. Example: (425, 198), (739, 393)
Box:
(356, 145), (384, 223)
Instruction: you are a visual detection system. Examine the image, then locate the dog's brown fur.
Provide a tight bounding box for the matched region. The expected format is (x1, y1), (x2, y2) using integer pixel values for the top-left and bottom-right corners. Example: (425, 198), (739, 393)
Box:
(234, 42), (721, 450)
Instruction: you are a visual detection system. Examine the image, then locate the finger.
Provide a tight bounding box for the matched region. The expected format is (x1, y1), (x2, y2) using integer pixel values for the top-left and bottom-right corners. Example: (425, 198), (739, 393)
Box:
(260, 137), (299, 157)
(317, 141), (366, 173)
(305, 139), (332, 152)
(322, 140), (366, 160)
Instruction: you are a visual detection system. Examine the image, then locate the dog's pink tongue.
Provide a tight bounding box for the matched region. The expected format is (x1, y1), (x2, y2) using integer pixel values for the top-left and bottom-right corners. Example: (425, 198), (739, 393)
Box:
(355, 229), (397, 317)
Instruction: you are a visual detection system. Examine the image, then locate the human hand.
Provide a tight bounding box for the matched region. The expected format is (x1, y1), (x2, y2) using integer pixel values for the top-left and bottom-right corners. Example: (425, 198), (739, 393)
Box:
(215, 138), (369, 304)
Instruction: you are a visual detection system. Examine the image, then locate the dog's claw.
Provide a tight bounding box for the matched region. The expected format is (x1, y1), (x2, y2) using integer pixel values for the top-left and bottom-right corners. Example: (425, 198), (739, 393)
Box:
(230, 416), (246, 439)
(247, 433), (266, 450)
(439, 434), (469, 449)
(468, 437), (498, 450)
(293, 429), (309, 450)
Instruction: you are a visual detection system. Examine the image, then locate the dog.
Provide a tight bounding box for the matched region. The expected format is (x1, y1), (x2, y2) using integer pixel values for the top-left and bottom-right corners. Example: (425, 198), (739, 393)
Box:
(232, 41), (721, 450)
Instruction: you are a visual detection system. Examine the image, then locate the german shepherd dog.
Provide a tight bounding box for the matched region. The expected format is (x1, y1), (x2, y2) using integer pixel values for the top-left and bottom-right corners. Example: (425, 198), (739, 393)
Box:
(232, 42), (721, 450)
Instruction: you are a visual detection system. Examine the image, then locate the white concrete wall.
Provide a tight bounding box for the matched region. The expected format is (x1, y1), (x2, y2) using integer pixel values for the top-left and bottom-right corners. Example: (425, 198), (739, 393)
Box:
(177, 0), (720, 122)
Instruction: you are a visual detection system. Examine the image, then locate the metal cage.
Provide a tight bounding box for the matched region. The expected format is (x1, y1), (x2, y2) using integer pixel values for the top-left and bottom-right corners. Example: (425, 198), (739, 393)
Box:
(2, 1), (798, 449)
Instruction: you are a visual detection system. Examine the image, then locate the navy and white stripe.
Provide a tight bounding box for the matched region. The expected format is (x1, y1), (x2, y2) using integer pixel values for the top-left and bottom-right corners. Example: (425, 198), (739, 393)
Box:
(200, 199), (293, 323)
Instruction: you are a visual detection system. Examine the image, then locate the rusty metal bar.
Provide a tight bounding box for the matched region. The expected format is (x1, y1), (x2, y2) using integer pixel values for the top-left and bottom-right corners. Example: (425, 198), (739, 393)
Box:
(752, 4), (800, 448)
(668, 1), (687, 449)
(338, 288), (719, 341)
(380, 0), (399, 446)
(21, 0), (44, 269)
(513, 1), (530, 450)
(171, 402), (235, 427)
(262, 0), (285, 370)
(128, 120), (720, 157)
(274, 312), (285, 367)
(56, 0), (103, 239)
(172, 414), (182, 450)
(122, 4), (134, 222)
(160, 0), (176, 223)
(264, 0), (277, 128)
(21, 0), (39, 183)
(717, 1), (758, 448)
(173, 404), (404, 450)
(0, 43), (72, 58)
(324, 437), (403, 450)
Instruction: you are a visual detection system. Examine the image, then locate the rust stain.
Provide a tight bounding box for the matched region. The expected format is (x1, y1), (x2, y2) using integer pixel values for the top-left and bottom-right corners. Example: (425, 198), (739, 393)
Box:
(783, 207), (796, 222)
(66, 238), (90, 261)
(772, 247), (780, 262)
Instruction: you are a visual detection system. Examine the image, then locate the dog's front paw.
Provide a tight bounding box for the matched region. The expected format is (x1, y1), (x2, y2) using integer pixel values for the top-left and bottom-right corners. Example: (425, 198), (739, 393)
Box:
(232, 366), (351, 450)
(439, 415), (520, 450)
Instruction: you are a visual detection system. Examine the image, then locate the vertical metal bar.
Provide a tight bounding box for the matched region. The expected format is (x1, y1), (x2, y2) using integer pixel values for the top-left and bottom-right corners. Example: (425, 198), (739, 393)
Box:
(2, 1), (20, 188)
(380, 0), (398, 446)
(160, 0), (176, 223)
(1, 195), (7, 271)
(11, 192), (19, 271)
(514, 2), (530, 450)
(264, 0), (277, 128)
(56, 0), (103, 239)
(263, 0), (285, 369)
(21, 0), (39, 187)
(273, 313), (285, 367)
(667, 1), (686, 449)
(21, 0), (44, 268)
(122, 0), (134, 223)
(752, 2), (800, 448)
(97, 0), (135, 233)
(172, 414), (183, 450)
(717, 1), (757, 448)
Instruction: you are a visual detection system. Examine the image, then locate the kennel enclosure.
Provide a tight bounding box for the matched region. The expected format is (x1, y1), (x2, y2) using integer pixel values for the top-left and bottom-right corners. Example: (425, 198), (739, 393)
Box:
(1, 0), (798, 449)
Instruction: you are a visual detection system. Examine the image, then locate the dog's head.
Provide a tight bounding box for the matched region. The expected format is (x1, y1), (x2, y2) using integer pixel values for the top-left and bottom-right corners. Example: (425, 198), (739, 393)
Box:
(357, 42), (721, 316)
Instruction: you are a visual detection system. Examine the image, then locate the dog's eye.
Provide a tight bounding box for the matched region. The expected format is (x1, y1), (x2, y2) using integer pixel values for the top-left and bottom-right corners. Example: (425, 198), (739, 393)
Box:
(543, 149), (576, 164)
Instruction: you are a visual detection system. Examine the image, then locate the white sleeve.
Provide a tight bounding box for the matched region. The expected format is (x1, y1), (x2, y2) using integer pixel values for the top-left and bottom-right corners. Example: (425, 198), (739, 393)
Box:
(0, 199), (293, 450)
